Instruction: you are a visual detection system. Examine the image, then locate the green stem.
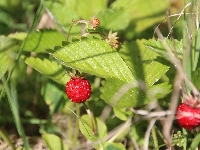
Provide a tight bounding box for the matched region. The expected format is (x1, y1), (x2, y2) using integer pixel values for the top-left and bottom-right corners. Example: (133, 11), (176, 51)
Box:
(71, 104), (80, 147)
(2, 76), (30, 149)
(83, 103), (96, 135)
(67, 107), (92, 141)
(0, 0), (43, 101)
(182, 0), (192, 93)
(152, 126), (159, 150)
(0, 116), (47, 124)
(66, 24), (73, 42)
(0, 2), (44, 149)
(0, 130), (15, 150)
(67, 108), (73, 142)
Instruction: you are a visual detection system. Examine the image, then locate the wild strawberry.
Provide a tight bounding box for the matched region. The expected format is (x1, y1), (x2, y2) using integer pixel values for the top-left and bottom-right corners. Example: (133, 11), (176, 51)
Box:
(176, 103), (200, 130)
(66, 77), (91, 103)
(89, 17), (100, 29)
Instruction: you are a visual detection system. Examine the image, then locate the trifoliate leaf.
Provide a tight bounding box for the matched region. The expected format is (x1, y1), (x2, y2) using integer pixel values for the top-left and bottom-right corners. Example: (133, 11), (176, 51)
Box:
(48, 37), (135, 82)
(23, 56), (69, 85)
(101, 39), (170, 108)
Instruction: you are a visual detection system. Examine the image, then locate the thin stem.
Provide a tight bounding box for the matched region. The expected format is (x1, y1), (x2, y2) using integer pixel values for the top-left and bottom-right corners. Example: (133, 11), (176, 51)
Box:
(83, 103), (96, 135)
(67, 107), (92, 141)
(155, 27), (199, 96)
(2, 76), (30, 149)
(143, 118), (158, 150)
(0, 130), (15, 150)
(152, 126), (159, 150)
(129, 130), (140, 150)
(0, 116), (47, 124)
(71, 104), (80, 147)
(66, 24), (73, 42)
(82, 31), (108, 39)
(0, 0), (43, 101)
(66, 19), (88, 42)
(67, 110), (73, 142)
(107, 117), (132, 143)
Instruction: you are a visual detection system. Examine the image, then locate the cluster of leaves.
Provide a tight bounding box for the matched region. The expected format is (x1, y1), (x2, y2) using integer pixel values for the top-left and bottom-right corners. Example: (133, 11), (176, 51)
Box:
(1, 0), (200, 149)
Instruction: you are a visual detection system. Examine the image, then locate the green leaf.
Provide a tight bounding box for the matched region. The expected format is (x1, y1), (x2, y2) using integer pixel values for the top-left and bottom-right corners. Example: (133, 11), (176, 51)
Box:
(23, 56), (70, 85)
(131, 123), (146, 146)
(134, 16), (165, 34)
(105, 142), (126, 150)
(101, 40), (169, 108)
(101, 78), (144, 108)
(49, 37), (134, 82)
(119, 40), (169, 86)
(148, 82), (172, 99)
(143, 38), (183, 63)
(189, 131), (200, 150)
(97, 8), (129, 31)
(44, 1), (79, 27)
(111, 0), (169, 34)
(0, 11), (13, 27)
(192, 68), (200, 90)
(113, 107), (131, 121)
(23, 30), (66, 53)
(0, 35), (19, 51)
(111, 0), (169, 20)
(193, 28), (200, 71)
(0, 52), (9, 79)
(41, 82), (66, 115)
(101, 80), (171, 108)
(76, 0), (107, 19)
(79, 114), (107, 141)
(42, 134), (68, 150)
(8, 32), (27, 41)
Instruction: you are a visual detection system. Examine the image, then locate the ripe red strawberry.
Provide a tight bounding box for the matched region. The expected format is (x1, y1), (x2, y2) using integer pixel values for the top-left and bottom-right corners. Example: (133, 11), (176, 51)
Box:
(176, 103), (200, 130)
(66, 77), (91, 103)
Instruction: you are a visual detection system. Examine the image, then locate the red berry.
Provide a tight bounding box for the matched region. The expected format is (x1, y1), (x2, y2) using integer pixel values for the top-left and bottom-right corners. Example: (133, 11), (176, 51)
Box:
(176, 103), (200, 130)
(66, 77), (91, 103)
(89, 17), (100, 29)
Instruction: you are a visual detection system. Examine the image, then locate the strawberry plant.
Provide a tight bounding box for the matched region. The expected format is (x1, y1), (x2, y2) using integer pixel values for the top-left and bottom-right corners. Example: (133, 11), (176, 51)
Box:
(0, 0), (200, 149)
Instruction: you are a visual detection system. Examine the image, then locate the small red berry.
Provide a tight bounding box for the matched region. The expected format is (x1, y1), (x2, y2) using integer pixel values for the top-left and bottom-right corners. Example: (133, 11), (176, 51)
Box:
(66, 77), (91, 103)
(176, 103), (200, 130)
(89, 17), (100, 29)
